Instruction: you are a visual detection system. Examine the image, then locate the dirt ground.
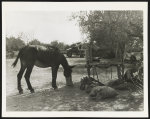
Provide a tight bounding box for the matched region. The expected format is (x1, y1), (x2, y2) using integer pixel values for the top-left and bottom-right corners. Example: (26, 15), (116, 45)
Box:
(6, 58), (143, 111)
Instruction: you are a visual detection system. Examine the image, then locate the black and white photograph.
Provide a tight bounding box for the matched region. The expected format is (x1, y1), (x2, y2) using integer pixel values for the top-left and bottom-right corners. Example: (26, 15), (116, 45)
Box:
(2, 2), (148, 118)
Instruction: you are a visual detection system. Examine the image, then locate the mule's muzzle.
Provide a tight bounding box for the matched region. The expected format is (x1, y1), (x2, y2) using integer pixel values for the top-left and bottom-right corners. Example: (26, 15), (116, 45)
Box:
(66, 77), (74, 87)
(67, 83), (74, 87)
(80, 84), (85, 90)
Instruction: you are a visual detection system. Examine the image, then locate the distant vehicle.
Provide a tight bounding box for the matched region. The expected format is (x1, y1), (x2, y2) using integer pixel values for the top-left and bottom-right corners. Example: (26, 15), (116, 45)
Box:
(66, 42), (85, 58)
(66, 42), (115, 58)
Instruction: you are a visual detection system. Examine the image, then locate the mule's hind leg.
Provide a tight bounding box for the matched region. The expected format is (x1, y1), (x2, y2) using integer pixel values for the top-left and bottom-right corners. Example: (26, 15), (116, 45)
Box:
(17, 64), (26, 94)
(24, 65), (35, 93)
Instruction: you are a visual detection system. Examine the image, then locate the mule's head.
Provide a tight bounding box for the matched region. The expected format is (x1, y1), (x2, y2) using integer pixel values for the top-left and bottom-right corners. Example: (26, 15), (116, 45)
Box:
(64, 65), (75, 87)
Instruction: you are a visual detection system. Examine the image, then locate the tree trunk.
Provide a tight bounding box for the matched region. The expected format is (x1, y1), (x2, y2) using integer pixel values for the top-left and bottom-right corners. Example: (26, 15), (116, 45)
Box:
(117, 65), (122, 80)
(115, 43), (119, 58)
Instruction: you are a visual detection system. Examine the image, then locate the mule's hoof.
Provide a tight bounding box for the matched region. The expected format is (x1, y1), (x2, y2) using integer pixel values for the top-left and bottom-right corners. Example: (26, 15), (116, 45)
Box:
(54, 88), (59, 91)
(30, 89), (35, 93)
(67, 84), (74, 87)
(53, 86), (58, 90)
(19, 90), (23, 94)
(54, 87), (58, 90)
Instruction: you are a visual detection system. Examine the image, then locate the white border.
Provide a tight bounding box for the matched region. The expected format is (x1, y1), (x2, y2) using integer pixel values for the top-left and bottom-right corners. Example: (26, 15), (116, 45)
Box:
(1, 2), (148, 11)
(2, 2), (148, 117)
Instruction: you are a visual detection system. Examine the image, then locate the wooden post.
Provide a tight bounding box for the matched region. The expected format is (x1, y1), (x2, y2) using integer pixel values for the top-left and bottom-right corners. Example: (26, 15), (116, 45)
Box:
(85, 44), (91, 77)
(121, 43), (126, 80)
(85, 40), (94, 78)
(117, 64), (122, 80)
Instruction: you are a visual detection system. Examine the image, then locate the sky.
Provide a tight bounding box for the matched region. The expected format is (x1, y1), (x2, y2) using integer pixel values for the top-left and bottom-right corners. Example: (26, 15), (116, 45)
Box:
(3, 2), (146, 45)
(4, 10), (82, 45)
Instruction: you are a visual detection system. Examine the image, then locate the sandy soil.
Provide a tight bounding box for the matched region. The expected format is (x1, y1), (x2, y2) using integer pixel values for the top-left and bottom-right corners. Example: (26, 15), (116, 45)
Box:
(6, 58), (143, 111)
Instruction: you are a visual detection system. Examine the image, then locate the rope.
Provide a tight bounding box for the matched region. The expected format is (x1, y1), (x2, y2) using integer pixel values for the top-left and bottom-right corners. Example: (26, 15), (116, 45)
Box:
(95, 67), (99, 81)
(111, 67), (112, 80)
(92, 66), (95, 78)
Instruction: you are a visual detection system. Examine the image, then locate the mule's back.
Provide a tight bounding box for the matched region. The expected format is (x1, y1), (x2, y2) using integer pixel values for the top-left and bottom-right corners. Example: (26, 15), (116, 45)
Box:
(19, 45), (61, 68)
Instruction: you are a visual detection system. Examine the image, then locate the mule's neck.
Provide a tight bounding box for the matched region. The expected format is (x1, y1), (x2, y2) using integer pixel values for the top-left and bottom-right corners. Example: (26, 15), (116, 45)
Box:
(61, 55), (70, 70)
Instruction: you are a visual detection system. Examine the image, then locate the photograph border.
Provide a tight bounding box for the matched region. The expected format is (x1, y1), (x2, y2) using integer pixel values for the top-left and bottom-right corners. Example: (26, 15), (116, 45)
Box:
(1, 1), (149, 118)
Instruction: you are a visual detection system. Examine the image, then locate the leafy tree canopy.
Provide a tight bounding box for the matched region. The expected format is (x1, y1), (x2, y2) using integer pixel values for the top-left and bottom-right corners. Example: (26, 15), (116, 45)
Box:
(71, 11), (143, 58)
(6, 36), (25, 52)
(28, 39), (42, 45)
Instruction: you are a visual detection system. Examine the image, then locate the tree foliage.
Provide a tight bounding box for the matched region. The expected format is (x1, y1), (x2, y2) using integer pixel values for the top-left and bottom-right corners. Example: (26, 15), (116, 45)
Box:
(6, 36), (25, 52)
(6, 36), (70, 58)
(71, 11), (143, 58)
(28, 39), (42, 45)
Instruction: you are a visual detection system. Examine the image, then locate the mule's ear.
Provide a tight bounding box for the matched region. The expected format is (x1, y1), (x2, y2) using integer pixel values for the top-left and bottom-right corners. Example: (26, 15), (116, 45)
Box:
(70, 65), (76, 69)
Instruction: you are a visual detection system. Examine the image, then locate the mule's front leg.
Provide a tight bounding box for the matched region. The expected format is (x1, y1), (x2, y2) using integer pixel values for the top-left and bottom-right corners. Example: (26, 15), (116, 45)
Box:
(52, 66), (59, 90)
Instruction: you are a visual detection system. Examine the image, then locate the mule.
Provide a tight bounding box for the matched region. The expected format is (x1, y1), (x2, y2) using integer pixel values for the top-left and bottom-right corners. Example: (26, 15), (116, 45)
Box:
(12, 45), (75, 94)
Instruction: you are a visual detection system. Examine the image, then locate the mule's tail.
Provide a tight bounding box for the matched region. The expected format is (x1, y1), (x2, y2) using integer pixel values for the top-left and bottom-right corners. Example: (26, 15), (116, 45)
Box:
(12, 48), (23, 67)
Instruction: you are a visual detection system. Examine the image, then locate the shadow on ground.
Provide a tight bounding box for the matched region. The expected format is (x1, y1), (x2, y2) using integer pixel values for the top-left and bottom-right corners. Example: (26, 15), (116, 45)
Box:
(6, 82), (143, 111)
